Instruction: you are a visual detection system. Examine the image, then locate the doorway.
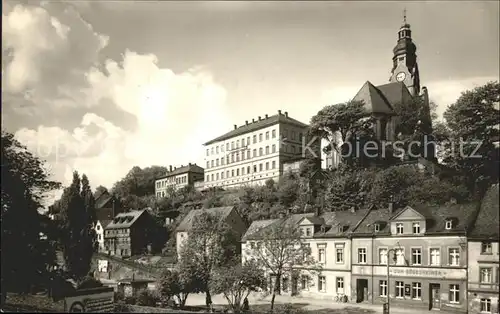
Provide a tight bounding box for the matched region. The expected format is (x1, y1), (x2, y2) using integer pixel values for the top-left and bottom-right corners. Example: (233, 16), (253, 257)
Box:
(291, 276), (298, 296)
(429, 283), (441, 310)
(356, 279), (369, 303)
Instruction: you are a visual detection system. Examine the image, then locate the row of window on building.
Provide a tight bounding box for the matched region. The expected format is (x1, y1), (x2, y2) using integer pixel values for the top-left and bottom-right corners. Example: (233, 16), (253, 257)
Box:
(206, 129), (305, 157)
(311, 244), (462, 267)
(156, 176), (187, 189)
(206, 160), (277, 182)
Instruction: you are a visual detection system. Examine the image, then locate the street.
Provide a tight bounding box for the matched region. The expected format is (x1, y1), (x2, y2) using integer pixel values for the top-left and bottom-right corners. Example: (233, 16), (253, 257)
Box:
(185, 292), (423, 314)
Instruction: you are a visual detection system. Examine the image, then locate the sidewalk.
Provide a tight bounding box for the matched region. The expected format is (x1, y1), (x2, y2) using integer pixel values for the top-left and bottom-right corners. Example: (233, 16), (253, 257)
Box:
(185, 293), (420, 314)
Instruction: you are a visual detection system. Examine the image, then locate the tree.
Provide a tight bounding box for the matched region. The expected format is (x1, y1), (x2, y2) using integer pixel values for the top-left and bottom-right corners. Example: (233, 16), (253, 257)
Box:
(276, 173), (300, 207)
(324, 166), (376, 211)
(368, 164), (470, 207)
(59, 171), (96, 279)
(178, 211), (240, 307)
(81, 174), (97, 251)
(111, 165), (168, 209)
(158, 267), (194, 308)
(94, 185), (108, 197)
(441, 81), (500, 195)
(210, 261), (266, 314)
(244, 219), (321, 312)
(1, 131), (61, 302)
(309, 100), (386, 167)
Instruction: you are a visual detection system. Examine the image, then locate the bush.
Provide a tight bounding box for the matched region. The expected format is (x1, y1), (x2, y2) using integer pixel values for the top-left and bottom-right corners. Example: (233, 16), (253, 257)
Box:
(114, 290), (125, 302)
(136, 289), (159, 307)
(124, 296), (136, 305)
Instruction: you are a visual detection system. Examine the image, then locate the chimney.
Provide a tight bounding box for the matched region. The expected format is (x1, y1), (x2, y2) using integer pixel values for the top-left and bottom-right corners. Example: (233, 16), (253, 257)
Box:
(234, 124), (237, 130)
(350, 206), (356, 213)
(169, 165), (173, 172)
(284, 111), (288, 117)
(252, 118), (255, 123)
(388, 202), (394, 213)
(315, 206), (321, 217)
(258, 116), (262, 121)
(246, 120), (249, 125)
(265, 114), (268, 119)
(449, 197), (457, 205)
(287, 207), (292, 216)
(278, 110), (282, 115)
(132, 273), (135, 281)
(279, 212), (285, 219)
(188, 163), (191, 166)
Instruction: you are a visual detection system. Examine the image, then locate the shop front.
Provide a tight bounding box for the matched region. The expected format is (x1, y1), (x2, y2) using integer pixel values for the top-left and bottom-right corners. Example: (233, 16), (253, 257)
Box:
(351, 265), (468, 312)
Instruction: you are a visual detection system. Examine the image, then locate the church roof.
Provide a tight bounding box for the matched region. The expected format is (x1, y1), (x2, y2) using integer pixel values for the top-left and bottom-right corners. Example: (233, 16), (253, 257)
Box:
(376, 82), (413, 110)
(352, 81), (395, 114)
(352, 81), (412, 115)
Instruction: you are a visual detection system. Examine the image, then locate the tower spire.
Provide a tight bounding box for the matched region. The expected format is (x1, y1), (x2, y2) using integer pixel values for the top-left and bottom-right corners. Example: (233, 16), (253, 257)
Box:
(403, 8), (407, 24)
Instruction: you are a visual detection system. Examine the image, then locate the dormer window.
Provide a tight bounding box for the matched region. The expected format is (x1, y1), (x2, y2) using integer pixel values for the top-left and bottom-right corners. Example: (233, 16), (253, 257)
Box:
(338, 225), (343, 233)
(445, 220), (453, 230)
(412, 222), (420, 234)
(374, 224), (380, 232)
(396, 223), (404, 235)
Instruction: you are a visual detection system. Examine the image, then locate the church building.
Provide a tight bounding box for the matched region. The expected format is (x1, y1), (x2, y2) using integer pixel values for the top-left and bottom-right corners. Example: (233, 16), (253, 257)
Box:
(325, 12), (433, 169)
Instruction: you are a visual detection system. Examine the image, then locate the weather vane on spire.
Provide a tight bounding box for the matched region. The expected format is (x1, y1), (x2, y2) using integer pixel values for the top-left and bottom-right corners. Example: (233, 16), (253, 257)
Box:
(403, 8), (407, 23)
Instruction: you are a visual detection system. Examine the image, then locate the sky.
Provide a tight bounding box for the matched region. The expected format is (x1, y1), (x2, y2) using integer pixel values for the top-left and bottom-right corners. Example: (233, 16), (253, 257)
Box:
(2, 0), (499, 204)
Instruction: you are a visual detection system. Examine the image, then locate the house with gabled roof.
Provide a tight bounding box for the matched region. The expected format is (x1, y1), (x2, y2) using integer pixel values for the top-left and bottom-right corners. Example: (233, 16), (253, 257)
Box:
(242, 207), (369, 301)
(350, 201), (480, 312)
(467, 183), (499, 314)
(175, 206), (247, 259)
(103, 209), (159, 258)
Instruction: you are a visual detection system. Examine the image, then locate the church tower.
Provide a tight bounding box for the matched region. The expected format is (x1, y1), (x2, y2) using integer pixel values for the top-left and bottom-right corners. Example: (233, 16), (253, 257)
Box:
(389, 10), (421, 97)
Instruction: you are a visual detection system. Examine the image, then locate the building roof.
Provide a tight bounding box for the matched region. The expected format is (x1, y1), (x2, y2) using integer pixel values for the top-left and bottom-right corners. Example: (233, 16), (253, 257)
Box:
(204, 112), (308, 145)
(95, 192), (115, 209)
(117, 278), (156, 284)
(376, 82), (412, 110)
(243, 210), (369, 241)
(176, 206), (235, 232)
(242, 219), (280, 241)
(105, 210), (147, 229)
(96, 208), (114, 222)
(352, 202), (480, 236)
(469, 183), (499, 240)
(157, 164), (204, 180)
(315, 210), (370, 237)
(352, 81), (413, 116)
(100, 219), (112, 228)
(352, 81), (395, 115)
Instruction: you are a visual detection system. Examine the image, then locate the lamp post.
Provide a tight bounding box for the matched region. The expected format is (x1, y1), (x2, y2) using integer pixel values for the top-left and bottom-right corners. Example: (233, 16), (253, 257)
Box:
(384, 249), (399, 314)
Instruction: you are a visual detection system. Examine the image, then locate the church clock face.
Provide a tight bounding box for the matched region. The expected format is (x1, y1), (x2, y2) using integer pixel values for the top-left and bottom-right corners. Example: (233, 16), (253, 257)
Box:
(396, 72), (406, 82)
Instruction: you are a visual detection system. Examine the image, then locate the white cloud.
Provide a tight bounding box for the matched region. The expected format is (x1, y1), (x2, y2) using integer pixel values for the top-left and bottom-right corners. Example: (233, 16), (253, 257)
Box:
(4, 3), (231, 207)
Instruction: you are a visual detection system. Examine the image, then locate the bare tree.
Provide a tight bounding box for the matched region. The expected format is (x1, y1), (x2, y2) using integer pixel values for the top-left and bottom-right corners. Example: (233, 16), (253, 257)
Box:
(244, 218), (321, 312)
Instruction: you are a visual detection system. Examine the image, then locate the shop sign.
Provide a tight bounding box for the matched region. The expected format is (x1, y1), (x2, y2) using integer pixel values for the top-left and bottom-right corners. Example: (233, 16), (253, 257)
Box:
(364, 266), (467, 280)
